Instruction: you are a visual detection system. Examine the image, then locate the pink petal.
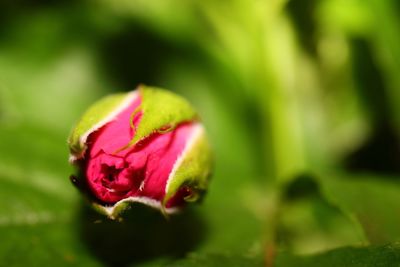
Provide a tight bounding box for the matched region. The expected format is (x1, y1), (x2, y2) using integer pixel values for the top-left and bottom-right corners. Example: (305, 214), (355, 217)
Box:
(84, 96), (196, 206)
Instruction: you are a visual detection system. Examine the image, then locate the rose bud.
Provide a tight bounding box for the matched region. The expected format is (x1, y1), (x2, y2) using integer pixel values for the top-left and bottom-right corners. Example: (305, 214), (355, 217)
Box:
(68, 86), (212, 219)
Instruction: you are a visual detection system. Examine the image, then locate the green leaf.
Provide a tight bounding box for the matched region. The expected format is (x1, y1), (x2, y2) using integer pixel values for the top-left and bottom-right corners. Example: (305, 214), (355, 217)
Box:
(0, 128), (100, 267)
(275, 243), (400, 267)
(163, 253), (264, 267)
(316, 174), (400, 244)
(279, 173), (400, 254)
(277, 176), (366, 254)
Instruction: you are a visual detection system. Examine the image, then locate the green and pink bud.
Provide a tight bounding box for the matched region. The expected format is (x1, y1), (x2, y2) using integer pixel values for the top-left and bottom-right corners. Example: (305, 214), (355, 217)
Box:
(68, 86), (212, 219)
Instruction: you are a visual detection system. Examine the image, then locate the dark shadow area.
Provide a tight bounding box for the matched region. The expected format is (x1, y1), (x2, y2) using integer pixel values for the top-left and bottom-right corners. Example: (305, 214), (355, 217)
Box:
(78, 203), (207, 267)
(0, 0), (78, 30)
(98, 22), (200, 91)
(349, 39), (391, 124)
(343, 39), (400, 175)
(344, 124), (400, 175)
(283, 174), (320, 201)
(395, 0), (400, 18)
(0, 0), (104, 57)
(286, 0), (318, 55)
(0, 0), (75, 8)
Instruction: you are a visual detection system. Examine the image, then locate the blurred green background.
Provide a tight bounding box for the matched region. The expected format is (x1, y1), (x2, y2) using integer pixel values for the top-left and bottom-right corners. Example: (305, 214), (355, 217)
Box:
(0, 0), (400, 266)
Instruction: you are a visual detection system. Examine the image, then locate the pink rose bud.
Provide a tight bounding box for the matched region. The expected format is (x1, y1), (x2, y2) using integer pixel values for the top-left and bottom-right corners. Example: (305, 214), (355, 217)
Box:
(68, 86), (212, 219)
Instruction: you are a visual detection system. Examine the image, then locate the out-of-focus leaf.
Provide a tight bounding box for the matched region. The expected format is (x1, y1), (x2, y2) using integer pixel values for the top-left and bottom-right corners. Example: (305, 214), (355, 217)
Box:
(0, 116), (102, 267)
(0, 184), (99, 267)
(0, 124), (101, 267)
(278, 173), (400, 255)
(163, 253), (263, 267)
(317, 174), (400, 244)
(277, 176), (366, 254)
(275, 243), (400, 267)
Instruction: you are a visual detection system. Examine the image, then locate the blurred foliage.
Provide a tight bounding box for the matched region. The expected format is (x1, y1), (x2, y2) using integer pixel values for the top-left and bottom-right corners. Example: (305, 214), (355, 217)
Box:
(0, 0), (399, 266)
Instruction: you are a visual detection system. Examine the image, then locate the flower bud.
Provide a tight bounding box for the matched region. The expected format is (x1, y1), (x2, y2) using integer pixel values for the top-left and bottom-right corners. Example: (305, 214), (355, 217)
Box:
(68, 86), (212, 219)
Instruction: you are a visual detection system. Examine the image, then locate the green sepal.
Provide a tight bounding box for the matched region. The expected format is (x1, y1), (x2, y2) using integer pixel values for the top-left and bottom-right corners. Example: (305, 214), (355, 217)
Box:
(68, 92), (135, 160)
(92, 201), (131, 220)
(163, 127), (213, 207)
(126, 85), (198, 148)
(91, 198), (179, 220)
